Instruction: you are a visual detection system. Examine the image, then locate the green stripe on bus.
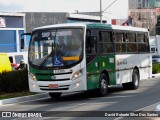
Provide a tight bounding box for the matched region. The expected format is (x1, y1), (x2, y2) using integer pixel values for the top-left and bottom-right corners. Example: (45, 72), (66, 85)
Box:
(86, 54), (116, 90)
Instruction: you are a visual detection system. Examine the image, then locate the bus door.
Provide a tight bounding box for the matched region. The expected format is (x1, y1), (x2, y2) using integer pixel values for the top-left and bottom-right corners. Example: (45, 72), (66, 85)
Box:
(86, 34), (99, 90)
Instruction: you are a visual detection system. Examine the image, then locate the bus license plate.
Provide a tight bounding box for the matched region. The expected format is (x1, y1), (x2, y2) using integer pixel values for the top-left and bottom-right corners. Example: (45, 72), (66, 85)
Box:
(49, 84), (58, 88)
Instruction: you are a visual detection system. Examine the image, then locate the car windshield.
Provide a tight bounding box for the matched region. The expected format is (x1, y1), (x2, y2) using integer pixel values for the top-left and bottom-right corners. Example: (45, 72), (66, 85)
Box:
(28, 28), (84, 68)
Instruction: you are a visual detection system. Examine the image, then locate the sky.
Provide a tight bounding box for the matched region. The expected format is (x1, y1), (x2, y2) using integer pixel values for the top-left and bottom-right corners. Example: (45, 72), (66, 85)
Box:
(0, 0), (129, 19)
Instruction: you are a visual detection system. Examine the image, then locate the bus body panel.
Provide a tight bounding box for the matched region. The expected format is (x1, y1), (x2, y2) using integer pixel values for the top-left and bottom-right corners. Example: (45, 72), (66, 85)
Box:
(115, 54), (152, 85)
(86, 54), (116, 90)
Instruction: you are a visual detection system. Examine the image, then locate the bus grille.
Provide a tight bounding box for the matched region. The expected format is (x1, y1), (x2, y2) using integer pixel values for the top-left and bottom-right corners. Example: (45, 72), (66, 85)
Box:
(39, 85), (70, 91)
(40, 88), (69, 91)
(38, 78), (70, 81)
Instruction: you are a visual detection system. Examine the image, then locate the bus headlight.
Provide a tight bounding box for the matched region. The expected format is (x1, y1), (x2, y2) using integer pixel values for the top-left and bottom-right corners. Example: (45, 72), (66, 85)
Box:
(29, 72), (37, 81)
(72, 68), (84, 80)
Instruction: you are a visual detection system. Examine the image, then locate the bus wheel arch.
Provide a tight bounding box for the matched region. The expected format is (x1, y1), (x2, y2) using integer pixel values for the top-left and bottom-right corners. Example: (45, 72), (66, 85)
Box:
(133, 66), (140, 79)
(101, 70), (109, 84)
(122, 67), (140, 90)
(97, 70), (109, 97)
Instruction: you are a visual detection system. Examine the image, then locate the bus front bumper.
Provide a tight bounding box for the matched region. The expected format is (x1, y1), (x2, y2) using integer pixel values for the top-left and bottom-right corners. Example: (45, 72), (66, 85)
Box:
(29, 75), (87, 93)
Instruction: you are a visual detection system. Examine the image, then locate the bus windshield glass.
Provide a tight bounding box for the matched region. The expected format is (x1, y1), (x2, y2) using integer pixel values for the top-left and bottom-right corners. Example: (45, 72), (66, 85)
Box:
(28, 28), (83, 68)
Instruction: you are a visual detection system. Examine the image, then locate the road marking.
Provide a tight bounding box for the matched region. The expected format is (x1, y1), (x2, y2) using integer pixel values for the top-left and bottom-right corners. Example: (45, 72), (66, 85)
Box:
(135, 102), (160, 111)
(114, 101), (160, 120)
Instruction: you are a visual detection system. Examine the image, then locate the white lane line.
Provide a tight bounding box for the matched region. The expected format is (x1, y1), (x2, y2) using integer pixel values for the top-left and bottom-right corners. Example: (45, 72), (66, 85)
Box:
(135, 102), (160, 111)
(114, 101), (160, 120)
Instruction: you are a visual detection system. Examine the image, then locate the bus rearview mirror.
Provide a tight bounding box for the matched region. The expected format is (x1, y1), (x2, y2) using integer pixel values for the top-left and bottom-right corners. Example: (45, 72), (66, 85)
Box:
(20, 33), (31, 49)
(21, 38), (24, 49)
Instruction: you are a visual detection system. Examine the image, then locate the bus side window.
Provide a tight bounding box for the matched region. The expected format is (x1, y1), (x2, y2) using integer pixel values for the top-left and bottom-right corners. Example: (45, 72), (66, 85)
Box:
(86, 36), (97, 54)
(137, 33), (145, 52)
(145, 33), (150, 52)
(99, 31), (113, 53)
(127, 32), (137, 53)
(114, 32), (126, 53)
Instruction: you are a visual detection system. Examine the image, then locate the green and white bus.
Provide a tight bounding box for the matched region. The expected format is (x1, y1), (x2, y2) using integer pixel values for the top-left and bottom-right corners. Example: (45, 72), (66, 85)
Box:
(21, 23), (152, 98)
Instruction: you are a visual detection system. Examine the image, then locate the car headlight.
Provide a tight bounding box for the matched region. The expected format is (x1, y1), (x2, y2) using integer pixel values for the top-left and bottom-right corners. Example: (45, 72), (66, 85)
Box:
(72, 68), (84, 80)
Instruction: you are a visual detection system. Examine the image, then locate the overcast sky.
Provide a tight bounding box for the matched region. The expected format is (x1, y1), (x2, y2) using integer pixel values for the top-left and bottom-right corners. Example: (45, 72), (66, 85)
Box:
(0, 0), (128, 19)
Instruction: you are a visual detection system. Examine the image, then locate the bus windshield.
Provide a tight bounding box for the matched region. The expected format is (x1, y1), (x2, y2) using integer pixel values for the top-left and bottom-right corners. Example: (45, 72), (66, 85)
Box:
(28, 28), (83, 68)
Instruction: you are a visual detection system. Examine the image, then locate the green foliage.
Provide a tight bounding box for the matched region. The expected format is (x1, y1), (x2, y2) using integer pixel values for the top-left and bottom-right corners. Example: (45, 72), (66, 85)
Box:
(0, 69), (29, 92)
(152, 63), (160, 74)
(0, 92), (35, 100)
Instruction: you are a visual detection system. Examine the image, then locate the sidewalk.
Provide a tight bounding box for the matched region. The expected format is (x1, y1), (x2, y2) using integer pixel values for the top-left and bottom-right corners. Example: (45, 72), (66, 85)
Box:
(152, 73), (160, 78)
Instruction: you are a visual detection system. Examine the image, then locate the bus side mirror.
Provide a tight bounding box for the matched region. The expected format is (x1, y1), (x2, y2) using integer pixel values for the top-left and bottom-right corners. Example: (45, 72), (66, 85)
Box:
(20, 33), (31, 49)
(21, 35), (24, 49)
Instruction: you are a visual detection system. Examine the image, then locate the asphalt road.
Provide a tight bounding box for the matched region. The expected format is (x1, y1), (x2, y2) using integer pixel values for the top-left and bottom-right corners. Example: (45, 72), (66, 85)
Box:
(1, 77), (160, 120)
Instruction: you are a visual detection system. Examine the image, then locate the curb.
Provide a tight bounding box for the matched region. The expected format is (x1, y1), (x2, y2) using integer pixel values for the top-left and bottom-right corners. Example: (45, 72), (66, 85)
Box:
(0, 93), (49, 105)
(152, 73), (160, 78)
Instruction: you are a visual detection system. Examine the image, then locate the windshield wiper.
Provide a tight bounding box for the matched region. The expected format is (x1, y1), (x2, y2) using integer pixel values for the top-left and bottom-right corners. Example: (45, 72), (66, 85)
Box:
(39, 48), (55, 67)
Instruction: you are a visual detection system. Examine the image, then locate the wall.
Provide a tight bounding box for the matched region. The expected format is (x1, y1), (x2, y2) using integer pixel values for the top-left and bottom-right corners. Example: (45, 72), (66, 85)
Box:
(0, 15), (24, 52)
(25, 12), (67, 32)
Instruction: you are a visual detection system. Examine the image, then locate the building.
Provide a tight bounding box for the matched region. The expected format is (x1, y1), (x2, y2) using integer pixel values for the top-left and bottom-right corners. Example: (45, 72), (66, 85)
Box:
(0, 12), (25, 52)
(129, 0), (160, 36)
(24, 12), (107, 33)
(0, 12), (107, 53)
(129, 0), (160, 9)
(129, 0), (138, 9)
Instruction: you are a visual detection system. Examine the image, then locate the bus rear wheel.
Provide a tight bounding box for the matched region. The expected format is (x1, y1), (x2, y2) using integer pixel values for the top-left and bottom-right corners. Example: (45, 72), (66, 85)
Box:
(131, 69), (139, 89)
(49, 92), (62, 99)
(98, 73), (108, 97)
(123, 69), (139, 90)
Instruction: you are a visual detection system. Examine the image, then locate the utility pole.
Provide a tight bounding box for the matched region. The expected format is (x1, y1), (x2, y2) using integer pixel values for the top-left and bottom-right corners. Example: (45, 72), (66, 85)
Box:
(147, 2), (150, 32)
(100, 0), (102, 23)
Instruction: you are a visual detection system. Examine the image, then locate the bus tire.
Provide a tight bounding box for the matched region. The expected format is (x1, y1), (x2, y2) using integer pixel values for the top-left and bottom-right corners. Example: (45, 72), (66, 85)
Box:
(130, 69), (139, 89)
(122, 69), (139, 90)
(98, 73), (108, 97)
(49, 92), (62, 99)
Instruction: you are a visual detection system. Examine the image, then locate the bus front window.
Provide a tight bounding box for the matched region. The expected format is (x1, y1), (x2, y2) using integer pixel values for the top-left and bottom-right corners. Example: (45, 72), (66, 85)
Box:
(28, 28), (83, 68)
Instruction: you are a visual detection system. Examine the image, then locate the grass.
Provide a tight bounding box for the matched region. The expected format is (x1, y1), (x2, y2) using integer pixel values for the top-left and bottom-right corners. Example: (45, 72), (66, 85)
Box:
(0, 91), (36, 100)
(152, 63), (160, 74)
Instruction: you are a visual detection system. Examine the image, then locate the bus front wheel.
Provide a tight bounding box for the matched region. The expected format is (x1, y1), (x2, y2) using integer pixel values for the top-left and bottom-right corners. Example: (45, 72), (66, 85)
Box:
(98, 73), (109, 97)
(49, 92), (62, 99)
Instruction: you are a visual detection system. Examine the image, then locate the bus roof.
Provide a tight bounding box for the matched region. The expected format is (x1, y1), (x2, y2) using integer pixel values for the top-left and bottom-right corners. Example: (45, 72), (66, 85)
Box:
(33, 22), (148, 33)
(34, 23), (87, 31)
(86, 23), (148, 32)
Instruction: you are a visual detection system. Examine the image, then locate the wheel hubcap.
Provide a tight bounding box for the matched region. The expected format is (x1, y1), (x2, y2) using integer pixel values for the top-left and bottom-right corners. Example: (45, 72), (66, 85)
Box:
(134, 74), (139, 86)
(101, 79), (106, 90)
